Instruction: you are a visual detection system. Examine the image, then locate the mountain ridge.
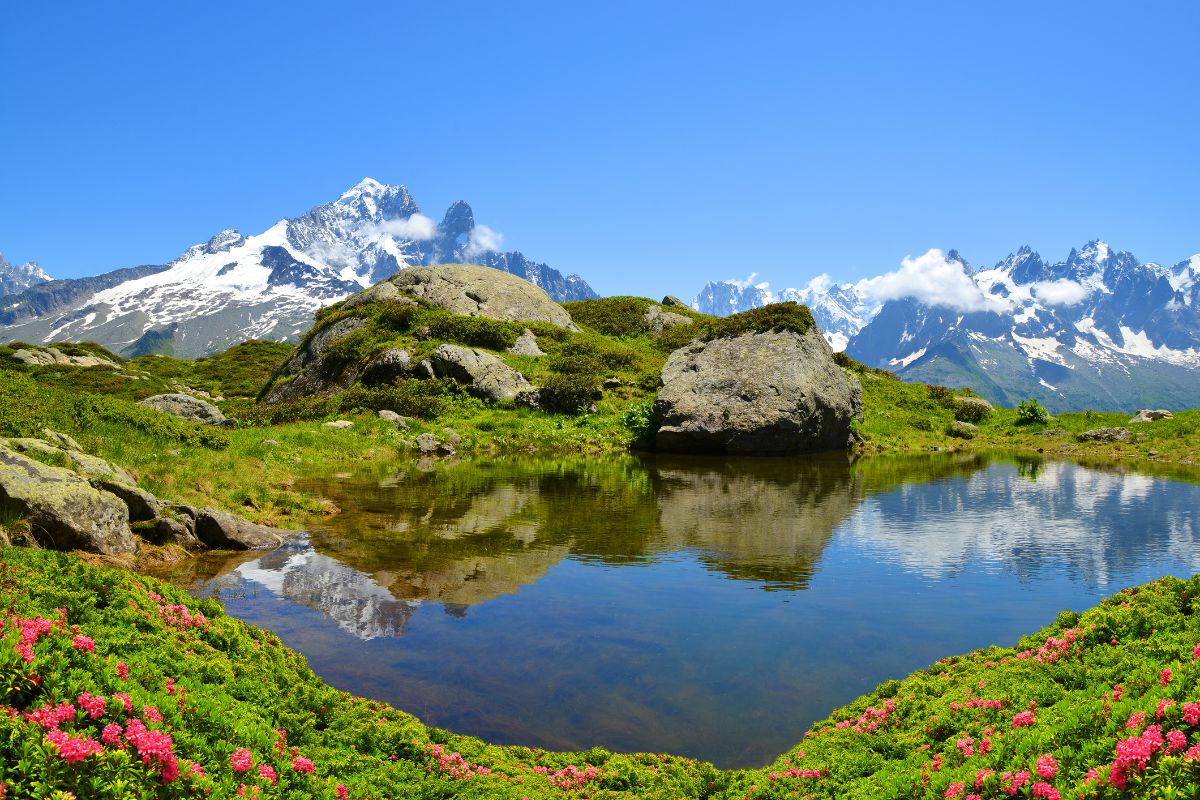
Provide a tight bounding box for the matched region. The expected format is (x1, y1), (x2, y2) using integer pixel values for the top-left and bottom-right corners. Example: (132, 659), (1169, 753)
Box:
(0, 179), (597, 358)
(693, 240), (1200, 411)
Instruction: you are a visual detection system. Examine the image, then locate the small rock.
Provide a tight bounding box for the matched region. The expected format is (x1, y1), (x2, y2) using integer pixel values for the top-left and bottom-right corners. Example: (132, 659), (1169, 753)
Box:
(442, 428), (462, 446)
(947, 420), (978, 439)
(643, 304), (692, 333)
(334, 472), (353, 479)
(89, 478), (162, 523)
(151, 517), (202, 551)
(139, 393), (231, 427)
(661, 295), (690, 309)
(508, 329), (546, 357)
(42, 429), (82, 452)
(602, 377), (623, 389)
(323, 420), (354, 430)
(415, 433), (440, 453)
(415, 359), (436, 380)
(378, 410), (410, 429)
(1129, 409), (1174, 424)
(428, 344), (531, 402)
(1078, 427), (1132, 443)
(360, 348), (411, 385)
(1036, 429), (1069, 437)
(262, 439), (281, 446)
(192, 508), (292, 550)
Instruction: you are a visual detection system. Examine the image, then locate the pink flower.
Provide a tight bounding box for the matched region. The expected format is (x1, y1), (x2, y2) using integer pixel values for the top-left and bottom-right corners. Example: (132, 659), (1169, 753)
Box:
(1126, 711), (1147, 730)
(1167, 729), (1188, 753)
(291, 756), (315, 774)
(143, 706), (164, 723)
(1183, 702), (1200, 725)
(71, 635), (95, 652)
(45, 729), (102, 763)
(1031, 782), (1060, 800)
(258, 764), (277, 784)
(77, 692), (106, 720)
(113, 693), (133, 714)
(231, 747), (254, 774)
(336, 785), (349, 800)
(115, 661), (129, 681)
(1160, 667), (1173, 686)
(101, 723), (122, 746)
(1013, 710), (1036, 728)
(1193, 642), (1200, 661)
(1113, 684), (1124, 701)
(1036, 754), (1058, 780)
(944, 782), (964, 798)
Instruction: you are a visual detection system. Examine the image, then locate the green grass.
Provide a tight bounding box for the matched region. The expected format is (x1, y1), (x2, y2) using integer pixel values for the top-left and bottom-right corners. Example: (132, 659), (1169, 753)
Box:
(4, 548), (1200, 798)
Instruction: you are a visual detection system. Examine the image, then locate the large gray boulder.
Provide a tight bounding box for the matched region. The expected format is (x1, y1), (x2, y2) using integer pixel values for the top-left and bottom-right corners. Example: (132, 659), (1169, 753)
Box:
(2, 438), (136, 486)
(1130, 409), (1173, 424)
(1078, 427), (1132, 443)
(428, 344), (532, 402)
(357, 264), (579, 330)
(0, 447), (136, 554)
(654, 328), (863, 455)
(190, 507), (292, 550)
(10, 347), (120, 370)
(139, 393), (230, 427)
(643, 304), (692, 333)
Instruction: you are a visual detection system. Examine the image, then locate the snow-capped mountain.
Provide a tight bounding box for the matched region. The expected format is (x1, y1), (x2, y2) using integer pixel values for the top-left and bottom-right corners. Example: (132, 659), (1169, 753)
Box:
(0, 254), (51, 297)
(0, 179), (597, 358)
(693, 275), (877, 351)
(693, 241), (1200, 411)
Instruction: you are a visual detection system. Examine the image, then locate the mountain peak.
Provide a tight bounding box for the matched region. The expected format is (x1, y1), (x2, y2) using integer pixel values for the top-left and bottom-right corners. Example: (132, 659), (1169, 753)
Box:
(440, 201), (476, 241)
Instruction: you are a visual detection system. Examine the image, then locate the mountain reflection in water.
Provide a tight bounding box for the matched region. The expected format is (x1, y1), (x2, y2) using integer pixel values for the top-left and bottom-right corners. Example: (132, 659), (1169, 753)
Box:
(157, 452), (1200, 767)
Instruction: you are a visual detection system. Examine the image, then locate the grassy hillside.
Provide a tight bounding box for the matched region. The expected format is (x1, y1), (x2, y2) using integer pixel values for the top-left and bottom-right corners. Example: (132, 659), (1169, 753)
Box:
(4, 547), (1200, 798)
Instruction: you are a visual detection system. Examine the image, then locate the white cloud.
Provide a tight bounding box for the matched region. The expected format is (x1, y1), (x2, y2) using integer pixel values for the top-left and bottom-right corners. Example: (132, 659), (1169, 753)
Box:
(377, 213), (437, 242)
(1030, 279), (1089, 306)
(464, 225), (504, 257)
(855, 249), (1007, 313)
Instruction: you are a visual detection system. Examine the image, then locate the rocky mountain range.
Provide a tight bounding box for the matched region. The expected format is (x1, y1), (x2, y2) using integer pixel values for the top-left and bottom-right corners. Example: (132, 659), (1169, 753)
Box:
(0, 254), (51, 297)
(0, 179), (597, 358)
(694, 241), (1200, 411)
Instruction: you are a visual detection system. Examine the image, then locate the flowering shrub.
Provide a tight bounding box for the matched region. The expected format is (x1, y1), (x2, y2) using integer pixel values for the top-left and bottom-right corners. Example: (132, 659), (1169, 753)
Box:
(4, 547), (1200, 798)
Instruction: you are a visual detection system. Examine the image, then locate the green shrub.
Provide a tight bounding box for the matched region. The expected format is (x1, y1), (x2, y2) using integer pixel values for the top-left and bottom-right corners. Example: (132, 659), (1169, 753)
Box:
(422, 312), (522, 351)
(1015, 398), (1050, 425)
(698, 302), (814, 341)
(619, 398), (658, 442)
(563, 297), (656, 337)
(537, 374), (601, 414)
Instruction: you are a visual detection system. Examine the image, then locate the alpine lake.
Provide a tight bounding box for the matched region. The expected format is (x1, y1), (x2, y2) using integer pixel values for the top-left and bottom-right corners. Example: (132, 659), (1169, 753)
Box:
(151, 452), (1200, 769)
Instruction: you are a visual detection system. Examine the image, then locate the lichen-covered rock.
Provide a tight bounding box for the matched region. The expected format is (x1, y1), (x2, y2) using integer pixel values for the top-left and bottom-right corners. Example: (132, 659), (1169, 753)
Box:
(365, 264), (579, 330)
(654, 327), (862, 455)
(323, 420), (354, 430)
(139, 394), (230, 427)
(2, 438), (135, 486)
(1078, 427), (1132, 443)
(661, 295), (690, 309)
(1130, 409), (1174, 424)
(261, 316), (368, 404)
(41, 429), (82, 452)
(428, 344), (532, 402)
(0, 447), (135, 554)
(192, 508), (291, 550)
(9, 347), (120, 369)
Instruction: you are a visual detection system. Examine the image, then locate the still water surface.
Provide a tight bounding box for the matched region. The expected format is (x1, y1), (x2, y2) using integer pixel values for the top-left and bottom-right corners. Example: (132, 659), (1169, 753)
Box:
(158, 453), (1200, 768)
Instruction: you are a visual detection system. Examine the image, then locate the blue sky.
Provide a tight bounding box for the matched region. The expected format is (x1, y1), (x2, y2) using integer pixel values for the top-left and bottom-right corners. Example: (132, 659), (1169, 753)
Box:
(2, 1), (1198, 299)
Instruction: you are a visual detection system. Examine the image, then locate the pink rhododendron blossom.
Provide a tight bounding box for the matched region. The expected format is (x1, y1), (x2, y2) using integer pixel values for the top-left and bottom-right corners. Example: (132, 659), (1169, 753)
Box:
(115, 662), (129, 681)
(258, 764), (277, 784)
(1012, 710), (1036, 728)
(231, 748), (253, 774)
(291, 756), (315, 774)
(1160, 667), (1173, 686)
(1035, 754), (1057, 780)
(1167, 729), (1187, 753)
(101, 723), (122, 746)
(45, 729), (102, 763)
(70, 635), (95, 652)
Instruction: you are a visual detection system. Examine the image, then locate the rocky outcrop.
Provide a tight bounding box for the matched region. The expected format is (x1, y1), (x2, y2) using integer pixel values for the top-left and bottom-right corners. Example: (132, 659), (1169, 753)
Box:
(378, 410), (410, 429)
(9, 346), (120, 369)
(3, 438), (136, 485)
(654, 327), (863, 455)
(643, 304), (692, 333)
(1130, 409), (1174, 424)
(428, 344), (532, 402)
(948, 421), (978, 439)
(362, 264), (580, 330)
(0, 447), (136, 554)
(261, 316), (368, 404)
(139, 394), (231, 427)
(1078, 427), (1132, 443)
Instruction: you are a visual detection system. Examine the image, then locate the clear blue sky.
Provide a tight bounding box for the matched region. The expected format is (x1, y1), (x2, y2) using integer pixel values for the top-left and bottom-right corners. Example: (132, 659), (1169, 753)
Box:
(2, 1), (1198, 299)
